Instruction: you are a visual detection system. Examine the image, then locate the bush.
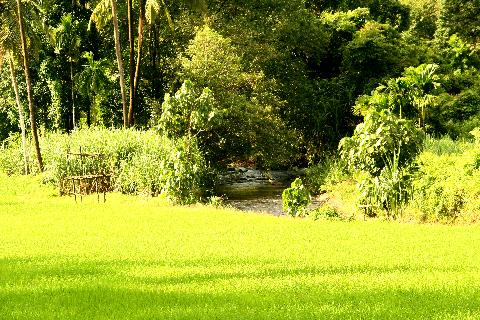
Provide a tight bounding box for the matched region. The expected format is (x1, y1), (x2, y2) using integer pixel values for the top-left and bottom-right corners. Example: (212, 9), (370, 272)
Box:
(0, 133), (26, 176)
(282, 178), (311, 217)
(310, 204), (341, 220)
(339, 98), (424, 218)
(339, 108), (424, 176)
(305, 155), (348, 195)
(356, 152), (415, 218)
(408, 134), (480, 223)
(0, 128), (215, 204)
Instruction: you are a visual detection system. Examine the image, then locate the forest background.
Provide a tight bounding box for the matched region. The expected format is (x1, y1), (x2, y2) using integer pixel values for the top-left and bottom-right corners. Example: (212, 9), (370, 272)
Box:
(1, 0), (480, 221)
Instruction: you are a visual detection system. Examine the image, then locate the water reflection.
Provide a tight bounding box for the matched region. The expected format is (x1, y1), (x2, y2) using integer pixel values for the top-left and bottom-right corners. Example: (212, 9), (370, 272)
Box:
(217, 181), (288, 216)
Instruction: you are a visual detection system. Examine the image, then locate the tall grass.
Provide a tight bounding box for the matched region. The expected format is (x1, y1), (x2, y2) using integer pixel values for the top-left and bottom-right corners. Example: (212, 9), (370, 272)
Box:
(0, 128), (215, 204)
(423, 134), (470, 155)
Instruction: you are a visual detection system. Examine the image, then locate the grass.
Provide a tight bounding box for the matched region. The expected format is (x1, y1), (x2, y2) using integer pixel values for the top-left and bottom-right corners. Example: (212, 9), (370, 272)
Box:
(1, 174), (480, 319)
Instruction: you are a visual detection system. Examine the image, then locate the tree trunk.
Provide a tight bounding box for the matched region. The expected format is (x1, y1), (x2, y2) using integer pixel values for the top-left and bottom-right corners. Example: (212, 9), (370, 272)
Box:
(9, 56), (30, 175)
(127, 0), (135, 127)
(111, 0), (128, 128)
(16, 0), (43, 172)
(70, 60), (76, 130)
(131, 0), (145, 126)
(87, 98), (91, 127)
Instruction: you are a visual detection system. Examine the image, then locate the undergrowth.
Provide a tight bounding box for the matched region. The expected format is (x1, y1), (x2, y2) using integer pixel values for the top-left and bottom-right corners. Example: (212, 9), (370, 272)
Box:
(306, 134), (480, 223)
(0, 128), (215, 204)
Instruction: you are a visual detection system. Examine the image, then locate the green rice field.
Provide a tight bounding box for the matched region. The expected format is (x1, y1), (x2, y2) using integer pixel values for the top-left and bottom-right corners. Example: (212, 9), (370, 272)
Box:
(1, 174), (480, 319)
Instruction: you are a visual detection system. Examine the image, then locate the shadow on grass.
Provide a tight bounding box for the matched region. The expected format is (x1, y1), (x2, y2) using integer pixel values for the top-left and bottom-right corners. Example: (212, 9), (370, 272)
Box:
(1, 257), (479, 319)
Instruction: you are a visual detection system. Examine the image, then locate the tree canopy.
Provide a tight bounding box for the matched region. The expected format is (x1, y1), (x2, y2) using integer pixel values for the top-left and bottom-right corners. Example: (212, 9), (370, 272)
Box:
(1, 0), (480, 168)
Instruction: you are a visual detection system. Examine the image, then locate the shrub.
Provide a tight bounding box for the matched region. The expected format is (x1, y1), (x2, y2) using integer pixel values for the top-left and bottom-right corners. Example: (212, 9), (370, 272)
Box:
(338, 64), (438, 218)
(0, 133), (26, 176)
(305, 155), (348, 195)
(409, 134), (480, 223)
(339, 108), (424, 176)
(154, 80), (215, 139)
(356, 152), (415, 218)
(310, 204), (341, 220)
(339, 97), (424, 218)
(282, 178), (311, 217)
(1, 128), (215, 204)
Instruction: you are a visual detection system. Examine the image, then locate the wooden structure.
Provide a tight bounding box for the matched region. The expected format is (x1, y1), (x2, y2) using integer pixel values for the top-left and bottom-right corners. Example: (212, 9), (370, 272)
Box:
(60, 148), (111, 202)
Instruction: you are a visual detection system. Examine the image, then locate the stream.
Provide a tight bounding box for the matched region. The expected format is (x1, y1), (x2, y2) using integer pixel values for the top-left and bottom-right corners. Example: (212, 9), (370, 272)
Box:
(216, 168), (321, 216)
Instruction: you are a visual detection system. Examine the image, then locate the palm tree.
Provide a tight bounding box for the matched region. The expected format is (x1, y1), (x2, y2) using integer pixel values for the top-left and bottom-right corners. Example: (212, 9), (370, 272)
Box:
(130, 0), (205, 126)
(7, 56), (30, 174)
(127, 0), (134, 127)
(129, 0), (174, 127)
(52, 13), (81, 130)
(10, 0), (43, 172)
(1, 0), (30, 174)
(90, 0), (128, 127)
(16, 0), (43, 172)
(132, 0), (145, 120)
(76, 51), (111, 125)
(91, 0), (207, 127)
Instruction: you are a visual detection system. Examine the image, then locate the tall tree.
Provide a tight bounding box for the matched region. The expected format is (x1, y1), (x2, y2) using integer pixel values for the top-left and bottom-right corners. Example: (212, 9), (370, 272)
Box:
(129, 0), (174, 127)
(53, 13), (81, 130)
(132, 0), (145, 117)
(76, 51), (111, 126)
(91, 0), (206, 127)
(90, 0), (128, 127)
(8, 56), (30, 174)
(128, 0), (203, 127)
(0, 1), (29, 174)
(127, 0), (134, 126)
(16, 0), (43, 171)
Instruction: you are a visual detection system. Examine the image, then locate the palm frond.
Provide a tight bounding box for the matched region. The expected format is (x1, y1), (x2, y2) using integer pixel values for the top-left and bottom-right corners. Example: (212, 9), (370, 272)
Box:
(89, 0), (111, 30)
(145, 0), (159, 25)
(0, 23), (9, 44)
(0, 47), (4, 71)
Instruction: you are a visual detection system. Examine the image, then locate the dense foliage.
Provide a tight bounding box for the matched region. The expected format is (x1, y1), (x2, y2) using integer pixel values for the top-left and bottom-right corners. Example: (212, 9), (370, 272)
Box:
(1, 0), (480, 211)
(0, 128), (215, 204)
(410, 134), (480, 223)
(2, 0), (475, 159)
(282, 178), (311, 217)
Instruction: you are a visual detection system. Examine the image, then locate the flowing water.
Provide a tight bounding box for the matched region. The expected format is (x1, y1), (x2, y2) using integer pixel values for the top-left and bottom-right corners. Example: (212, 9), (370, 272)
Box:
(216, 168), (320, 216)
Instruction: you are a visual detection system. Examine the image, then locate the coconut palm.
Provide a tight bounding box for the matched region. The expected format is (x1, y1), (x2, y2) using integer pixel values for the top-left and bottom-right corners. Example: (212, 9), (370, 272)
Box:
(15, 0), (43, 172)
(91, 0), (206, 127)
(127, 0), (134, 127)
(129, 0), (173, 127)
(52, 13), (81, 130)
(90, 0), (128, 127)
(130, 0), (207, 126)
(0, 0), (34, 173)
(76, 51), (111, 125)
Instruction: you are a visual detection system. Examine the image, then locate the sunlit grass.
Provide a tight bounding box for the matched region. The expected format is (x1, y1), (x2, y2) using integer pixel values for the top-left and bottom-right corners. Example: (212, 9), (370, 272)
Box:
(1, 174), (480, 319)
